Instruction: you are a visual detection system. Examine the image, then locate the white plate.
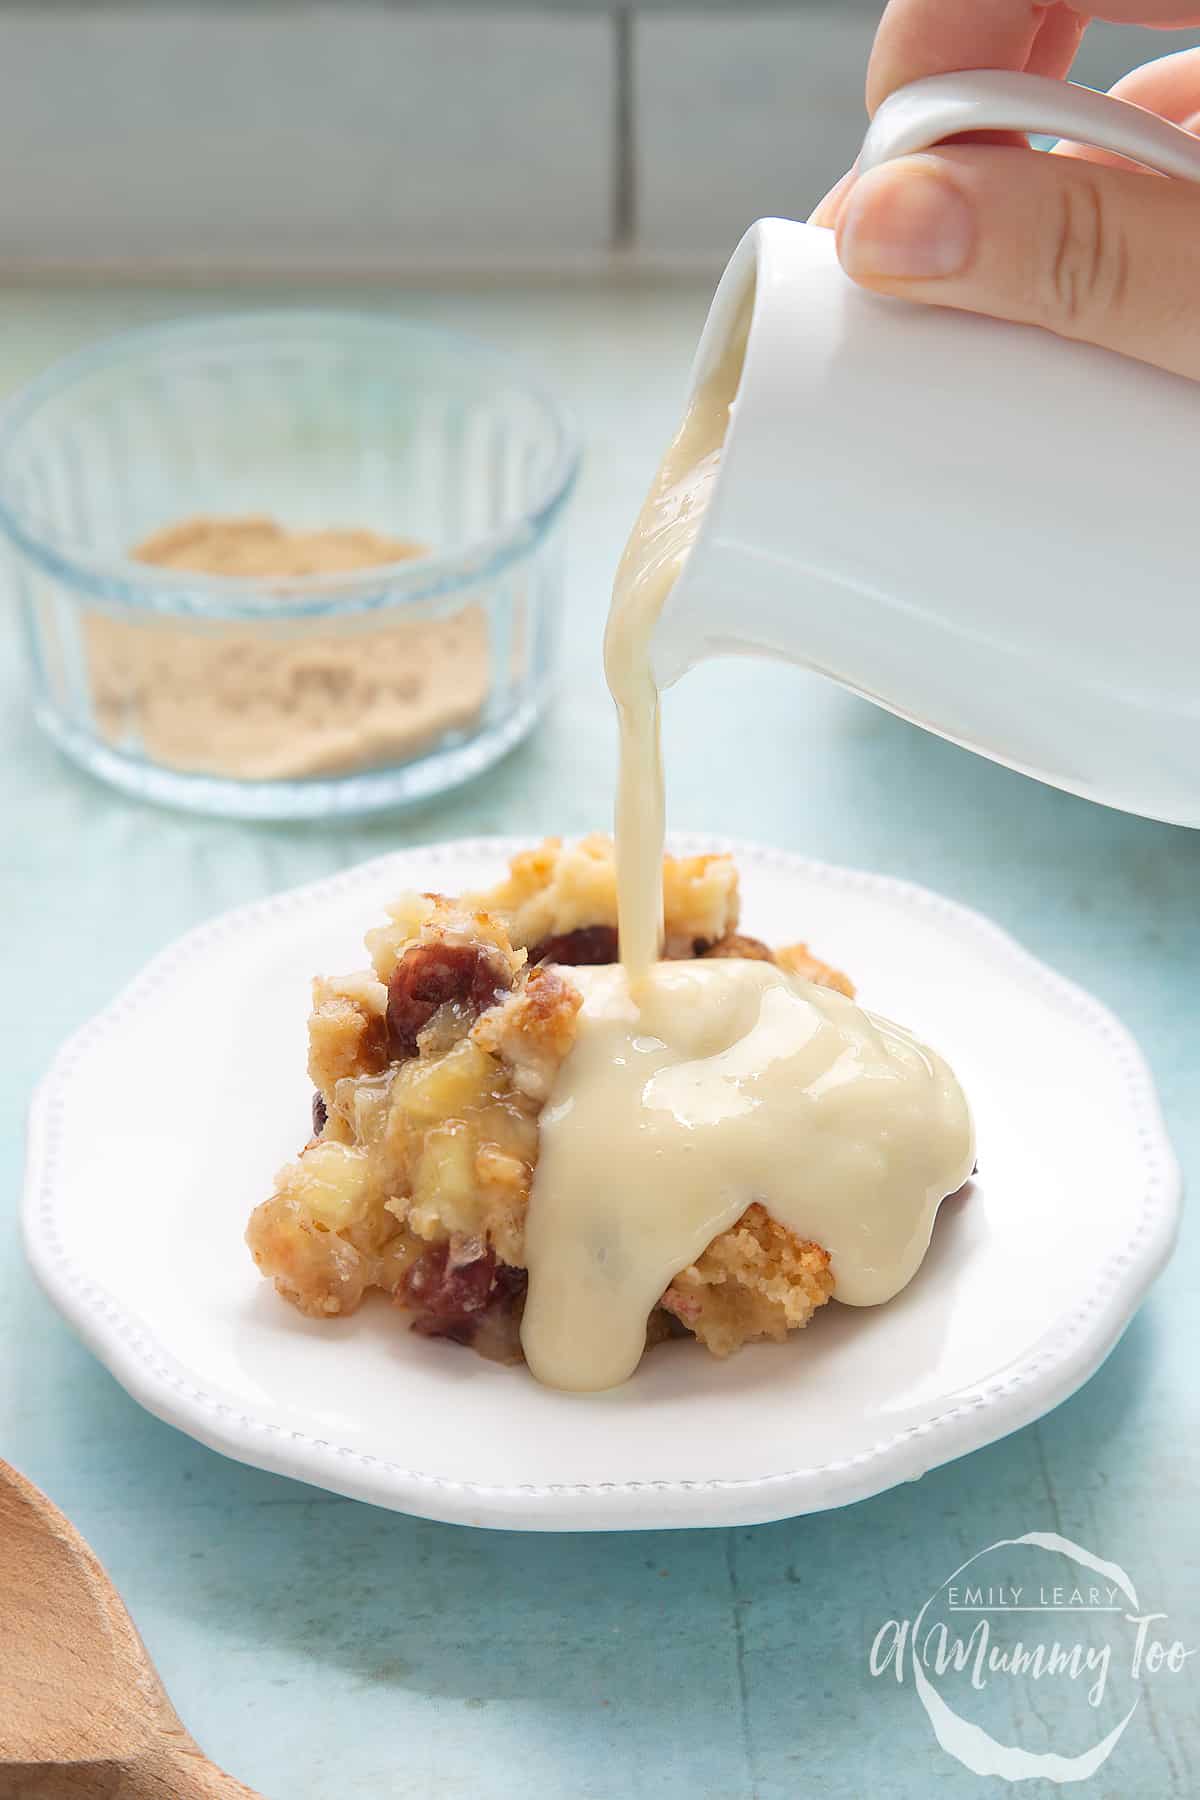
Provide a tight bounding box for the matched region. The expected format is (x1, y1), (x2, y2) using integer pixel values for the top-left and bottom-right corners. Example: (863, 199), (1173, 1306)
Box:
(25, 838), (1181, 1531)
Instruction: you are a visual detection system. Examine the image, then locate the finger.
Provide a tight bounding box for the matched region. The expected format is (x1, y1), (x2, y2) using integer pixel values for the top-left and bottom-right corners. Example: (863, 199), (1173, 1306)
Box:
(816, 12), (1084, 236)
(1029, 2), (1089, 75)
(1105, 40), (1200, 114)
(866, 1), (1200, 113)
(809, 168), (857, 229)
(818, 6), (1083, 231)
(821, 39), (1200, 233)
(834, 143), (1200, 378)
(1054, 45), (1200, 169)
(867, 2), (1083, 115)
(812, 14), (1074, 235)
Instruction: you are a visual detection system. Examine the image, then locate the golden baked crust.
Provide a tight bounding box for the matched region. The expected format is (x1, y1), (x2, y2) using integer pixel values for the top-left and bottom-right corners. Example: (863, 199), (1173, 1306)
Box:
(247, 837), (853, 1366)
(467, 832), (743, 961)
(661, 1205), (836, 1356)
(775, 941), (855, 999)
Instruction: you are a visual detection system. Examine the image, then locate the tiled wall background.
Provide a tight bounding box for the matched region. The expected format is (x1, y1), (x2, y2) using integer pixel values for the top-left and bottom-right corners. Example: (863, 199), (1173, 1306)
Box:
(3, 4), (1200, 275)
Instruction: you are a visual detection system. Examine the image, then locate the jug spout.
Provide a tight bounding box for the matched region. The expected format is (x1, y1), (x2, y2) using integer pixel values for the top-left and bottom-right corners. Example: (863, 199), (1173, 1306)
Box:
(651, 216), (1200, 828)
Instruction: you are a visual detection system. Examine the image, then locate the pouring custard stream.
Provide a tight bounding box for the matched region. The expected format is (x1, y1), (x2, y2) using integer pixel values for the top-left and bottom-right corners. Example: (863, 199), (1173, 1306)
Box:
(604, 296), (753, 983)
(519, 290), (975, 1392)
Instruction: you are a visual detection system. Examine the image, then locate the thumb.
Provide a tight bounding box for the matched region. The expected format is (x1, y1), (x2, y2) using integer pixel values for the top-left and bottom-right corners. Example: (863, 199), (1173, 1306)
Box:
(835, 145), (1200, 381)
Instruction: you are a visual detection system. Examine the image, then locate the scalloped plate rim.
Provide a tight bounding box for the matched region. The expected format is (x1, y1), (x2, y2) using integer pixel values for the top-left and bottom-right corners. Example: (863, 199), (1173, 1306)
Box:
(23, 835), (1182, 1530)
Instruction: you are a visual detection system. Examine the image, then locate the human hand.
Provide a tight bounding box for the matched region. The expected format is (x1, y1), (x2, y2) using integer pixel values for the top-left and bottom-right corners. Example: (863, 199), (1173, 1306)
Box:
(813, 4), (1200, 378)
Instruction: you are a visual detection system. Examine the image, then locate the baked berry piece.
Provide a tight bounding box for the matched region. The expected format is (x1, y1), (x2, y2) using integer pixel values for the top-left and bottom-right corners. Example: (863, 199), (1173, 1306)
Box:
(247, 836), (852, 1366)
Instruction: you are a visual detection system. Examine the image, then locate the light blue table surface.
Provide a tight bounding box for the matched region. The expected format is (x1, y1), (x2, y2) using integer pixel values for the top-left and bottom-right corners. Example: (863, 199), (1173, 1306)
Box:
(2, 282), (1197, 1800)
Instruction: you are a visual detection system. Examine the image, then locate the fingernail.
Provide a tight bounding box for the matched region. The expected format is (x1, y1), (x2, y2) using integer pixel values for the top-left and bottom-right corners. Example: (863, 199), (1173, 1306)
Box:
(838, 158), (974, 280)
(808, 166), (857, 230)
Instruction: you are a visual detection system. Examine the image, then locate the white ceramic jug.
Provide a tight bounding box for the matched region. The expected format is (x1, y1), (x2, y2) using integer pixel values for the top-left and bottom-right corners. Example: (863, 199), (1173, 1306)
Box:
(651, 73), (1200, 826)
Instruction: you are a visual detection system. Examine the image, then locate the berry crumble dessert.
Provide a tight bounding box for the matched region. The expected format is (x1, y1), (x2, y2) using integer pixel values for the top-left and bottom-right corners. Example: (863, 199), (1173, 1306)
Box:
(246, 835), (854, 1365)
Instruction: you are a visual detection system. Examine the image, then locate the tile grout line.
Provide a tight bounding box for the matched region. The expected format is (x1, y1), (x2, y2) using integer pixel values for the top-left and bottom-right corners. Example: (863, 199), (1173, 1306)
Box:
(612, 6), (636, 251)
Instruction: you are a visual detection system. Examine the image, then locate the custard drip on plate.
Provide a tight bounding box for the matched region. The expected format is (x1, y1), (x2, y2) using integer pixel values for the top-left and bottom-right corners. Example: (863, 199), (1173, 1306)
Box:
(522, 289), (976, 1391)
(522, 961), (975, 1391)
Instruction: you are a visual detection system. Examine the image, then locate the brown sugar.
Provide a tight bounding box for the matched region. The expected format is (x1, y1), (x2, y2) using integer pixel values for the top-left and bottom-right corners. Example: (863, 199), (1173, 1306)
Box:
(84, 516), (490, 781)
(131, 516), (426, 578)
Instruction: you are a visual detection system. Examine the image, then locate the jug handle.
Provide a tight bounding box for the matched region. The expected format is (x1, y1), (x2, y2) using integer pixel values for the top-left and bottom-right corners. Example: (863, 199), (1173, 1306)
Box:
(860, 69), (1200, 184)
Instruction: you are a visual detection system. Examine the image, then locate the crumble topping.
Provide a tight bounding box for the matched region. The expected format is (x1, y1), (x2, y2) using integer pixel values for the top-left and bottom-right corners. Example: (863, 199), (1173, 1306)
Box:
(247, 837), (855, 1364)
(661, 1205), (836, 1356)
(468, 832), (744, 961)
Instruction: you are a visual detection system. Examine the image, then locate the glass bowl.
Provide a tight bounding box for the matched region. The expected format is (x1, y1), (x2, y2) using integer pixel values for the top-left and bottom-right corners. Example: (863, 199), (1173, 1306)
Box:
(0, 311), (579, 818)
